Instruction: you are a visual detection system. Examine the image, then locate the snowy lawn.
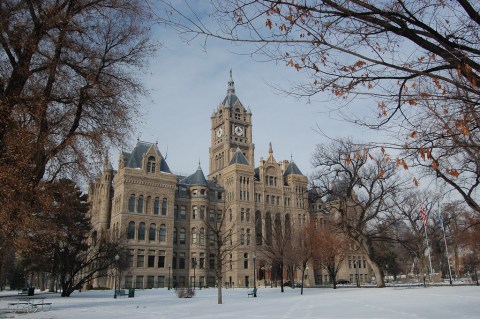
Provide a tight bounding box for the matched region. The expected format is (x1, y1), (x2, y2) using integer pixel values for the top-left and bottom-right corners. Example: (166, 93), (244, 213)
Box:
(1, 286), (479, 319)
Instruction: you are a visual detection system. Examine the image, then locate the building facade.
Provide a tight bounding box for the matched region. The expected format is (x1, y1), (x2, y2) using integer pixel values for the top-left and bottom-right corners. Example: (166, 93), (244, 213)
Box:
(89, 71), (372, 289)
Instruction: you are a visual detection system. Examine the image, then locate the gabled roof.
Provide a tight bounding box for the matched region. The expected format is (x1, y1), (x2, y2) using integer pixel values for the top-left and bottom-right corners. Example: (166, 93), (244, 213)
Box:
(122, 141), (171, 173)
(283, 160), (304, 176)
(229, 148), (250, 166)
(180, 165), (208, 186)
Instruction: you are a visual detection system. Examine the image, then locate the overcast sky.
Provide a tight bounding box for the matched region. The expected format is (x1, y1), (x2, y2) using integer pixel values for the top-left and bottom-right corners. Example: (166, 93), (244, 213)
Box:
(116, 5), (380, 178)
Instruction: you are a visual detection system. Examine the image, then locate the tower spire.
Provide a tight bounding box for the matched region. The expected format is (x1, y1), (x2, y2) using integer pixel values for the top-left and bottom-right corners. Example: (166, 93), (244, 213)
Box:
(228, 69), (235, 94)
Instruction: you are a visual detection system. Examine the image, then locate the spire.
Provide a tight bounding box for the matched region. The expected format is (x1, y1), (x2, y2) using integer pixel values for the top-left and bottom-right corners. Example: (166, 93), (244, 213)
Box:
(227, 69), (235, 94)
(269, 142), (273, 154)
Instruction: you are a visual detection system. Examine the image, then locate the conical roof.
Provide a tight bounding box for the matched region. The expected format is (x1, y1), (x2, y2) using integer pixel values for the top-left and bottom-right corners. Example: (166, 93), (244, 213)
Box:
(180, 165), (208, 186)
(229, 147), (250, 166)
(283, 160), (304, 176)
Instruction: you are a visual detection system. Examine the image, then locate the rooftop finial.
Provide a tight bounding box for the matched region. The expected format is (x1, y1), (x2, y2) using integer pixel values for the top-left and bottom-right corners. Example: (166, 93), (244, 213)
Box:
(198, 158), (201, 169)
(228, 69), (235, 94)
(269, 142), (273, 154)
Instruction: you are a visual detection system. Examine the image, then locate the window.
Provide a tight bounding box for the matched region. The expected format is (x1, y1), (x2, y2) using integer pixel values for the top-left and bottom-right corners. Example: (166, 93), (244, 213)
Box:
(209, 209), (215, 223)
(192, 228), (197, 244)
(158, 251), (165, 268)
(174, 205), (178, 219)
(158, 276), (165, 288)
(192, 206), (198, 220)
(149, 223), (156, 241)
(137, 249), (145, 268)
(147, 156), (156, 173)
(209, 253), (215, 269)
(172, 252), (177, 269)
(241, 210), (245, 222)
(180, 206), (187, 220)
(200, 206), (205, 219)
(179, 252), (186, 269)
(128, 195), (135, 212)
(127, 221), (135, 239)
(153, 197), (159, 215)
(179, 227), (186, 244)
(159, 224), (166, 242)
(241, 228), (245, 245)
(127, 249), (134, 267)
(137, 195), (144, 213)
(147, 276), (154, 288)
(162, 198), (167, 215)
(138, 222), (146, 240)
(246, 210), (250, 222)
(173, 227), (177, 244)
(148, 250), (155, 267)
(199, 252), (205, 269)
(135, 276), (144, 289)
(200, 227), (205, 245)
(246, 229), (251, 245)
(244, 252), (249, 269)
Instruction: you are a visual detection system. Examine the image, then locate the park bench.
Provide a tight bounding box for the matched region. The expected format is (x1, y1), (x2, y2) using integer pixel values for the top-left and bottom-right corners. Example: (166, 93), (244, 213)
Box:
(18, 288), (29, 296)
(247, 288), (257, 297)
(117, 289), (127, 297)
(30, 299), (52, 312)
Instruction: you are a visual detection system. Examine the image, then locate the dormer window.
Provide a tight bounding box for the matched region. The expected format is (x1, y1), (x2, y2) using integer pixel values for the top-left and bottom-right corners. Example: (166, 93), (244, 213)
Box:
(147, 156), (156, 173)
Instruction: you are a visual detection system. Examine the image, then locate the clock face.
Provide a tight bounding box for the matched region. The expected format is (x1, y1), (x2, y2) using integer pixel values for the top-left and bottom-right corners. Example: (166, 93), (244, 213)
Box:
(216, 127), (223, 138)
(234, 126), (244, 136)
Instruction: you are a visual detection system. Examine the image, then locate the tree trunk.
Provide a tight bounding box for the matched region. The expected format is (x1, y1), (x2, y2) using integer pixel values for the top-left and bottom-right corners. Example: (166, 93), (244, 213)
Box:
(369, 262), (385, 288)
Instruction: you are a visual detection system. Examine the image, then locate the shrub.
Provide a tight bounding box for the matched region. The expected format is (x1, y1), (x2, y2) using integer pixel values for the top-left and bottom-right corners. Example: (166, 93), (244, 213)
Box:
(176, 288), (195, 298)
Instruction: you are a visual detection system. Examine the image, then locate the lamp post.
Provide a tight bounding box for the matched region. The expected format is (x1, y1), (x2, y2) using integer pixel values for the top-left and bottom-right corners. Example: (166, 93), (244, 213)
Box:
(114, 254), (120, 298)
(253, 253), (257, 297)
(168, 264), (171, 290)
(192, 258), (197, 290)
(269, 265), (273, 288)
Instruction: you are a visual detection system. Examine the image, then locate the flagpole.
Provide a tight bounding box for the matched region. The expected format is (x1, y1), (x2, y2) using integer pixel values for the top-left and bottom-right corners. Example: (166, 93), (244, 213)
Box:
(439, 203), (453, 285)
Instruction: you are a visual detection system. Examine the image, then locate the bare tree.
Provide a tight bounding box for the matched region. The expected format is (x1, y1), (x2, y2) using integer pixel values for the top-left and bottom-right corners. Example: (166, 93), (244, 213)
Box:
(160, 0), (480, 215)
(204, 201), (240, 304)
(311, 139), (409, 287)
(0, 0), (157, 252)
(308, 219), (349, 289)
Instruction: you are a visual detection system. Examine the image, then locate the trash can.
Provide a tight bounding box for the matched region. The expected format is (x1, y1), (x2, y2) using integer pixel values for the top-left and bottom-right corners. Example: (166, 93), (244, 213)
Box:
(27, 287), (35, 296)
(128, 288), (135, 298)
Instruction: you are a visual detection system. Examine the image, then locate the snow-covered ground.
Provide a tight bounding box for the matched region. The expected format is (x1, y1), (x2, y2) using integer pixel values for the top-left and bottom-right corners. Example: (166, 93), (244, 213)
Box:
(1, 286), (479, 319)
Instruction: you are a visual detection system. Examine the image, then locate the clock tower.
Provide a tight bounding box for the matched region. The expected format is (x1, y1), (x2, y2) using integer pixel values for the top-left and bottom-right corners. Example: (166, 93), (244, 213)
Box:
(208, 70), (254, 184)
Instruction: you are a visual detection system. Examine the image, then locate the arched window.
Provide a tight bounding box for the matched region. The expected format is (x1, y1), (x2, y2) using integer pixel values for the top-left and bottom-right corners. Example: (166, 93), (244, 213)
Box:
(147, 156), (156, 173)
(153, 197), (159, 215)
(192, 227), (197, 244)
(173, 227), (177, 244)
(128, 195), (135, 213)
(179, 227), (186, 244)
(159, 224), (167, 242)
(162, 198), (167, 216)
(138, 222), (146, 240)
(149, 223), (156, 241)
(127, 221), (135, 239)
(200, 227), (205, 245)
(137, 195), (144, 213)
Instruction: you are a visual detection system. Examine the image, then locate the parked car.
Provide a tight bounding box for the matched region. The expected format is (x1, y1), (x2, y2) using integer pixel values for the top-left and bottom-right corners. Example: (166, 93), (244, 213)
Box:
(336, 279), (350, 285)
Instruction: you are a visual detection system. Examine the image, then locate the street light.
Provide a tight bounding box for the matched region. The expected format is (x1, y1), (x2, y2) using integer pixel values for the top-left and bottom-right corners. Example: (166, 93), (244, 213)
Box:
(253, 253), (257, 297)
(168, 264), (171, 290)
(114, 254), (120, 298)
(192, 258), (197, 290)
(269, 265), (273, 288)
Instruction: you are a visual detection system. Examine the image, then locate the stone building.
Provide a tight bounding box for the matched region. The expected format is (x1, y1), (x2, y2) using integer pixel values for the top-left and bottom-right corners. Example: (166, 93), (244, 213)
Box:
(89, 71), (372, 289)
